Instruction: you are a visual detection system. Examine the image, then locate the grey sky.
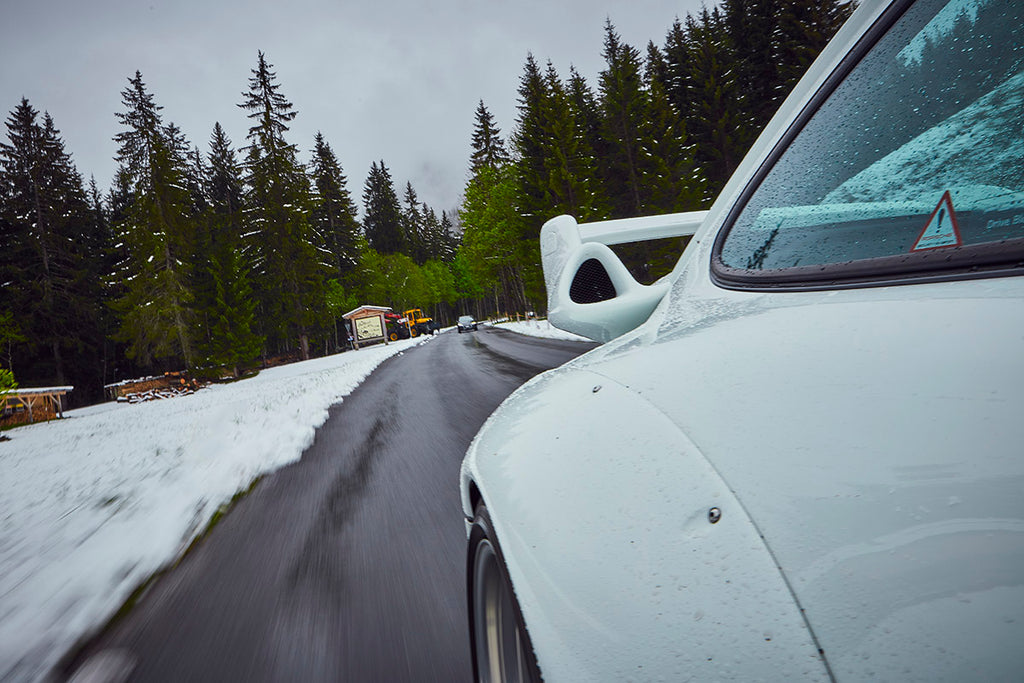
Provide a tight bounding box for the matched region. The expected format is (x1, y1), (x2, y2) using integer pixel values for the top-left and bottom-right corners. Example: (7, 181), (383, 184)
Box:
(2, 0), (706, 215)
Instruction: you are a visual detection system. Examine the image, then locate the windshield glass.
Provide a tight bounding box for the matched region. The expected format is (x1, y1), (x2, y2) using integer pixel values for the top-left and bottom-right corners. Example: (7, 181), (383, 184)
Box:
(716, 0), (1024, 283)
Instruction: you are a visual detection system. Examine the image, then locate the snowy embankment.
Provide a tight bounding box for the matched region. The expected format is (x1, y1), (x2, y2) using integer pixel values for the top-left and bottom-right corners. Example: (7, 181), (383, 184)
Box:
(492, 318), (590, 342)
(0, 337), (430, 682)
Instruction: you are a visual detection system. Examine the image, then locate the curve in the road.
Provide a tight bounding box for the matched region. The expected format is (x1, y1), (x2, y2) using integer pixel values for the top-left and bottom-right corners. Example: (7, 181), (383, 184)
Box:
(61, 326), (596, 683)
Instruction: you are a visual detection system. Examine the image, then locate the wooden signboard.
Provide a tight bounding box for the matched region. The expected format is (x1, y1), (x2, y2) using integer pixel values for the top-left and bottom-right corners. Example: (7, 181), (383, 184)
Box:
(341, 305), (393, 350)
(354, 315), (384, 342)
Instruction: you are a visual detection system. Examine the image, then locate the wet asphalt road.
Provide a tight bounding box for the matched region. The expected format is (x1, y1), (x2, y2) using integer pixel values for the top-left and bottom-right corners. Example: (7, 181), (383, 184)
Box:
(61, 326), (596, 683)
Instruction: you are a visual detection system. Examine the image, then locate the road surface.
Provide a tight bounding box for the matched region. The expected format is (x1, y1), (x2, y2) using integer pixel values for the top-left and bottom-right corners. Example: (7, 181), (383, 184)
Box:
(60, 326), (596, 683)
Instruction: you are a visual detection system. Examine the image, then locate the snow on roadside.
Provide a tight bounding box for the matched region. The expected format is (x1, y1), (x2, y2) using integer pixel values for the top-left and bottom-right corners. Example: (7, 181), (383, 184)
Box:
(492, 318), (591, 342)
(0, 336), (428, 682)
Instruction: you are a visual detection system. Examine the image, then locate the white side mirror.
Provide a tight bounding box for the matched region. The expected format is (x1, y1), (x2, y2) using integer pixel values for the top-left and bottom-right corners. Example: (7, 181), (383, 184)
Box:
(540, 211), (708, 343)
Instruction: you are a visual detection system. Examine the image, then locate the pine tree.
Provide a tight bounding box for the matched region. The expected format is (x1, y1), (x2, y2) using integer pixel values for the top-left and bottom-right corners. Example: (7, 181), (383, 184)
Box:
(0, 99), (106, 396)
(238, 51), (323, 359)
(111, 71), (197, 369)
(84, 175), (117, 387)
(200, 122), (261, 374)
(724, 0), (781, 131)
(420, 203), (442, 261)
(511, 53), (550, 232)
(776, 0), (854, 96)
(567, 66), (606, 174)
(362, 160), (404, 255)
(401, 181), (426, 263)
(469, 100), (509, 174)
(438, 211), (458, 263)
(598, 20), (650, 218)
(680, 7), (749, 195)
(309, 132), (360, 278)
(643, 44), (704, 214)
(540, 61), (607, 221)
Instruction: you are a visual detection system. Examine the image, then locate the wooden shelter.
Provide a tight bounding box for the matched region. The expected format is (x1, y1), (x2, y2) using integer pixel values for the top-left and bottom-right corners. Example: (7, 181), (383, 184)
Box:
(1, 386), (73, 425)
(342, 305), (392, 349)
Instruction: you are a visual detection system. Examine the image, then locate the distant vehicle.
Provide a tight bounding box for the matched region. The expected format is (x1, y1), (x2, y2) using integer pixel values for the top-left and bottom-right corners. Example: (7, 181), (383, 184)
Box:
(460, 0), (1024, 680)
(456, 315), (478, 333)
(403, 308), (440, 337)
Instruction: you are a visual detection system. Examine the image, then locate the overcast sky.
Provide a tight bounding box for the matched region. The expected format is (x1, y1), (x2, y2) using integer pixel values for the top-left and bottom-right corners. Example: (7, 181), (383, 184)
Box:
(2, 0), (707, 215)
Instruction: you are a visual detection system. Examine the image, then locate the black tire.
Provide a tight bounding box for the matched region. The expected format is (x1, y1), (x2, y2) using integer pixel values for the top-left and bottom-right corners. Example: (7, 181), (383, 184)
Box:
(389, 331), (399, 341)
(458, 328), (463, 334)
(467, 502), (543, 683)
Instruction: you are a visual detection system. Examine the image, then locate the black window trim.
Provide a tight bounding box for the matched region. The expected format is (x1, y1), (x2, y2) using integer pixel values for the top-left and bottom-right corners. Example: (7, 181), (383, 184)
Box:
(710, 0), (1024, 292)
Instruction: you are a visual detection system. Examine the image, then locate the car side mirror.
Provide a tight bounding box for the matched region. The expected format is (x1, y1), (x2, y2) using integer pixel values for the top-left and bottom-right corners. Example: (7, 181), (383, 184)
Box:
(541, 211), (709, 343)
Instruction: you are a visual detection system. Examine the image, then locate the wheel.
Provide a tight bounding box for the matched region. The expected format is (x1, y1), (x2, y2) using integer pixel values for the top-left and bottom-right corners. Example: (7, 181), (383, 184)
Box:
(389, 332), (398, 341)
(458, 328), (463, 334)
(410, 327), (420, 338)
(468, 502), (542, 683)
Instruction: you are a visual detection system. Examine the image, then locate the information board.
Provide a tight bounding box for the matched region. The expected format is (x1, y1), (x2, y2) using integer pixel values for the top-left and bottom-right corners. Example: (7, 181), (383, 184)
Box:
(354, 315), (384, 341)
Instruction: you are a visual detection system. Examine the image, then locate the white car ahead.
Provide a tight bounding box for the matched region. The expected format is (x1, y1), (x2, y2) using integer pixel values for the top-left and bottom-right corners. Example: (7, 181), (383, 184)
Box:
(460, 0), (1024, 680)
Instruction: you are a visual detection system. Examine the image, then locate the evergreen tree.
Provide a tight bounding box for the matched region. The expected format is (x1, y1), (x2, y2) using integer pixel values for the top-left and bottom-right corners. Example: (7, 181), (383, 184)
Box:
(776, 0), (854, 94)
(201, 122), (261, 374)
(238, 51), (323, 359)
(679, 7), (749, 195)
(540, 61), (607, 220)
(401, 181), (427, 263)
(438, 211), (458, 263)
(420, 204), (445, 262)
(309, 132), (360, 278)
(111, 71), (197, 369)
(362, 160), (404, 254)
(724, 0), (781, 131)
(567, 66), (606, 173)
(0, 99), (107, 396)
(511, 53), (550, 232)
(84, 175), (117, 387)
(460, 163), (533, 313)
(642, 45), (704, 214)
(598, 20), (650, 218)
(469, 100), (509, 174)
(663, 17), (692, 117)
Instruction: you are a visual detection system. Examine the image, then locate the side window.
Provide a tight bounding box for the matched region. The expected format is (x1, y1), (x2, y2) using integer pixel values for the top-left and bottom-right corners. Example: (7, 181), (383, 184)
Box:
(713, 0), (1024, 288)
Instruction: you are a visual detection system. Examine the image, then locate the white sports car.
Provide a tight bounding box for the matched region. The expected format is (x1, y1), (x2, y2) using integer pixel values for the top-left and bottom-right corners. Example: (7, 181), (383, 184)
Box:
(460, 0), (1024, 680)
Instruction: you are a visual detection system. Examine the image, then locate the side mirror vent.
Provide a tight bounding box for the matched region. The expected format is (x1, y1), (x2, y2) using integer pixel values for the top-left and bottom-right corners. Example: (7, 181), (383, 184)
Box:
(570, 258), (617, 304)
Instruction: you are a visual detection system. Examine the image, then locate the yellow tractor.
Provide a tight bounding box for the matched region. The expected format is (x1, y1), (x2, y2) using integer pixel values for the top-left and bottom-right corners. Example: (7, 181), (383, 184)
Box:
(403, 308), (440, 337)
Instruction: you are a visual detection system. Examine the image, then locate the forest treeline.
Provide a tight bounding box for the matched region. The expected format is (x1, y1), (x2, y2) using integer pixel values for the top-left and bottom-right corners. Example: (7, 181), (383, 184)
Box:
(0, 0), (851, 405)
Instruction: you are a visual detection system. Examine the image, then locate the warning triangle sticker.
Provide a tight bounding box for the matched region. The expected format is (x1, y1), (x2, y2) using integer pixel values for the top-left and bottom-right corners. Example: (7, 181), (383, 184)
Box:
(912, 190), (962, 251)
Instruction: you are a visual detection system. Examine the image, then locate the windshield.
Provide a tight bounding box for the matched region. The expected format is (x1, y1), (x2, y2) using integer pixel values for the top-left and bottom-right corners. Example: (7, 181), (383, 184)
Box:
(715, 0), (1024, 286)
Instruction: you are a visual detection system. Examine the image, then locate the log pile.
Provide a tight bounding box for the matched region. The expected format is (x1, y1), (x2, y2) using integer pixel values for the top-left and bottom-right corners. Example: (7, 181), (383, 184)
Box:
(106, 372), (203, 403)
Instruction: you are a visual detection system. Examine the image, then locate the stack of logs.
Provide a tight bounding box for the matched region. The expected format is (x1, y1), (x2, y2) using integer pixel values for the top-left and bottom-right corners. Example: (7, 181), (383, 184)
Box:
(105, 372), (203, 403)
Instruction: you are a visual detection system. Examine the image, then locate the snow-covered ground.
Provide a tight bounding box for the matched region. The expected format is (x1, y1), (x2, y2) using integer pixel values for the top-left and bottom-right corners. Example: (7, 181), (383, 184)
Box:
(0, 337), (431, 682)
(0, 320), (583, 681)
(492, 318), (590, 342)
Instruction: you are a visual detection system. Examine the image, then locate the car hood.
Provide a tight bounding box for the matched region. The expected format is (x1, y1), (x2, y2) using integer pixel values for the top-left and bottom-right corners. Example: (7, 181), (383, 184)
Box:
(570, 276), (1024, 679)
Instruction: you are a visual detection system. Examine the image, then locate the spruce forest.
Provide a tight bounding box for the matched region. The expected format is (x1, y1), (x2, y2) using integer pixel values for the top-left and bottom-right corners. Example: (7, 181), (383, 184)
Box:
(0, 0), (852, 406)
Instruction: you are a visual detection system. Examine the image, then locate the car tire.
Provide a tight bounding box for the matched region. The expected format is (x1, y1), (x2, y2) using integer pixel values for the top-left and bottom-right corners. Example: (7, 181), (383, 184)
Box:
(468, 502), (542, 683)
